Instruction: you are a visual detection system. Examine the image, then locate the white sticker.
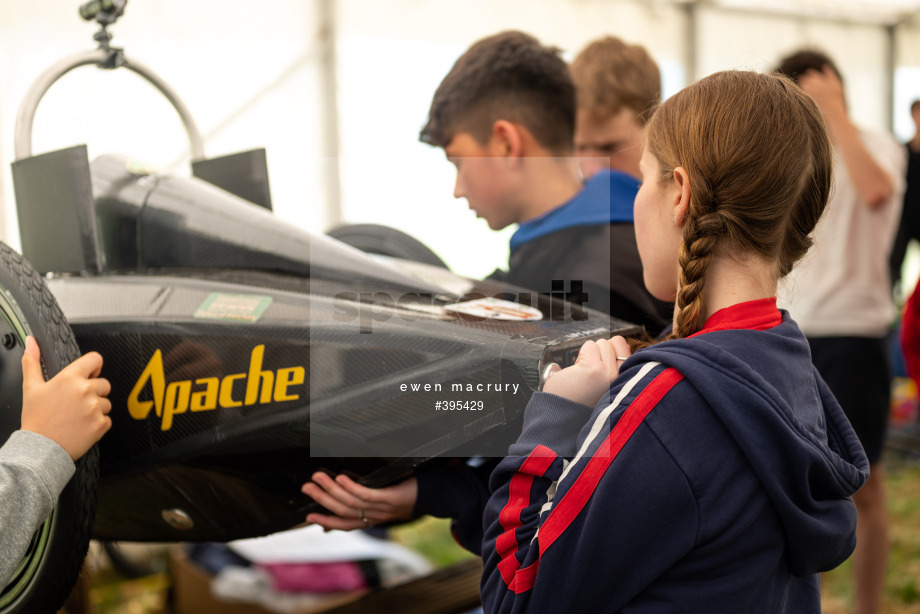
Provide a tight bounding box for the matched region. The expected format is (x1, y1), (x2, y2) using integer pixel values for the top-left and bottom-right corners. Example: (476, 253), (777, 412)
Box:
(444, 297), (543, 321)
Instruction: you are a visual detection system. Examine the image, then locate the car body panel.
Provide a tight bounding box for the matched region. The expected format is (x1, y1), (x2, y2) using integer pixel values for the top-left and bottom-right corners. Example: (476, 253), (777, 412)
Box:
(17, 155), (641, 543)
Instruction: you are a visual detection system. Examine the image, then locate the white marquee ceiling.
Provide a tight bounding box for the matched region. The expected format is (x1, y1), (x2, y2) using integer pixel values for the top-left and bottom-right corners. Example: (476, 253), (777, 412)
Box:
(676, 0), (920, 24)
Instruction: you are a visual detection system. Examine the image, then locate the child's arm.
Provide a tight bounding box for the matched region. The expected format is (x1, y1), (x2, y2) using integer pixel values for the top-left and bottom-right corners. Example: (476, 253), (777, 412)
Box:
(0, 337), (112, 586)
(0, 431), (75, 586)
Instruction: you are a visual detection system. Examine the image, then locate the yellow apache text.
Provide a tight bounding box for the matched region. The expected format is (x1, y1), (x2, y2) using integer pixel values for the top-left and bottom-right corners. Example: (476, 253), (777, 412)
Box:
(128, 344), (305, 431)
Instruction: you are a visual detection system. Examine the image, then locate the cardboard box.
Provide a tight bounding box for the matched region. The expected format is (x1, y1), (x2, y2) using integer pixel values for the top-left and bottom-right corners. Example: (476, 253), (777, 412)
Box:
(169, 547), (366, 614)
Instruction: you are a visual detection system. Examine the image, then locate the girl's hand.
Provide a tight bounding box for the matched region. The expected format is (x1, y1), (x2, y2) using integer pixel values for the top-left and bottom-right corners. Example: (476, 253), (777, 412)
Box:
(542, 335), (631, 408)
(302, 473), (417, 531)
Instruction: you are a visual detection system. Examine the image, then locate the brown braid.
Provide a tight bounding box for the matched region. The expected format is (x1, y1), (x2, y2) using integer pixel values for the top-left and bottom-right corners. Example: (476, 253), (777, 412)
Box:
(674, 212), (724, 337)
(628, 71), (832, 350)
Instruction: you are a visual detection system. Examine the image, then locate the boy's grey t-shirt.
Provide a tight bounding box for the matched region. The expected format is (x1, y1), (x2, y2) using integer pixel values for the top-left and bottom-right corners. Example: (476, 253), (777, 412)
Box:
(0, 430), (74, 586)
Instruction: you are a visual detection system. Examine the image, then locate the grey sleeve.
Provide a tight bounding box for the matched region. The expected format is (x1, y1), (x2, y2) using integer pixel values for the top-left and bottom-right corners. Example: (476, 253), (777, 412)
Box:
(0, 430), (75, 587)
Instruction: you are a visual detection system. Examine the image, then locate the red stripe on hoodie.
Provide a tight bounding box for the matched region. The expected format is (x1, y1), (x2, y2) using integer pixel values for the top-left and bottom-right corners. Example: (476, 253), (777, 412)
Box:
(540, 368), (684, 554)
(496, 445), (557, 590)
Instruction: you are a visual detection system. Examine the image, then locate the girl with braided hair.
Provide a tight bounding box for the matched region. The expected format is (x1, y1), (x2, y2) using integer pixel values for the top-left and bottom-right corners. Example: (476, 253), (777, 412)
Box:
(480, 70), (868, 613)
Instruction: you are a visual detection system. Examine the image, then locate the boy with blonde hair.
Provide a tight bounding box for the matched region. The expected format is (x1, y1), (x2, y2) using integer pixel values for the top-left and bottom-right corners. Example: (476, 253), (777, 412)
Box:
(570, 36), (661, 181)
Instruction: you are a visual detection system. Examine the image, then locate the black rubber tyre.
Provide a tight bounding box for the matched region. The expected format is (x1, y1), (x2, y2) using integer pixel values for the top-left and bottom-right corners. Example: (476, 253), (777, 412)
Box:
(327, 223), (450, 270)
(0, 242), (96, 614)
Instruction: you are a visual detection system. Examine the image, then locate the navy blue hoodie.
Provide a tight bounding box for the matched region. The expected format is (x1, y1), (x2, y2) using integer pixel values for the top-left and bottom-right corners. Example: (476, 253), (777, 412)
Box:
(481, 298), (868, 613)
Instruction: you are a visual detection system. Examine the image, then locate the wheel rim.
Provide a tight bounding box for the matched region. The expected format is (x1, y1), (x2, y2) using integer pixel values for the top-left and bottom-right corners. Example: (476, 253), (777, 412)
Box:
(0, 285), (52, 608)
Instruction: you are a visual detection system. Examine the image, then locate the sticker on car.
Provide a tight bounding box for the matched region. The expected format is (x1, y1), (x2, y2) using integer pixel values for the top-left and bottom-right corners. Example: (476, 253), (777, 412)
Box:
(444, 297), (542, 321)
(194, 293), (273, 322)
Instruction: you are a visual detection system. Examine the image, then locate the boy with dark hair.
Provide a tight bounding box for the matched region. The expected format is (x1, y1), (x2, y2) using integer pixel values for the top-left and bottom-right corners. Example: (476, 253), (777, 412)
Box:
(419, 30), (669, 333)
(776, 49), (844, 87)
(420, 31), (575, 156)
(776, 48), (906, 614)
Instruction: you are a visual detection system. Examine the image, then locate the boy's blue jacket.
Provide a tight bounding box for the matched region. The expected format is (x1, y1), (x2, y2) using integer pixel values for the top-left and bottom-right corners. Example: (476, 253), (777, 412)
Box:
(509, 169), (638, 254)
(481, 299), (868, 613)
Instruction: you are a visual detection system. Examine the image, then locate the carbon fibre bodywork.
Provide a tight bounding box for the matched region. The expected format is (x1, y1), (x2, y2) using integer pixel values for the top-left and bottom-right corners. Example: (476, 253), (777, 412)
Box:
(16, 152), (641, 543)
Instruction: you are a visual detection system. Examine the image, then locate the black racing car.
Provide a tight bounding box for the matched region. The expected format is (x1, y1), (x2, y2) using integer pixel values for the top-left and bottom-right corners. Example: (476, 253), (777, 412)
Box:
(0, 4), (641, 612)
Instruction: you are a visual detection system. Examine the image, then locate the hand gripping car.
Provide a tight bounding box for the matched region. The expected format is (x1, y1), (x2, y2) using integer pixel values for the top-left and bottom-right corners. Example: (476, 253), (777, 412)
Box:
(0, 3), (641, 612)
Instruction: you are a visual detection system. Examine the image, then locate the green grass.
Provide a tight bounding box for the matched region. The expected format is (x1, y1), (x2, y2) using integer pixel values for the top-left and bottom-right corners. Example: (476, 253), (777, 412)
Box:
(820, 454), (920, 614)
(91, 570), (170, 614)
(390, 517), (479, 568)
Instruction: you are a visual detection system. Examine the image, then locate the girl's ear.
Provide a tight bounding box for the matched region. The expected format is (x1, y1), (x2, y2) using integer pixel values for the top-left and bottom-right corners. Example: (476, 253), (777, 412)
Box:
(672, 166), (691, 226)
(489, 120), (523, 158)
